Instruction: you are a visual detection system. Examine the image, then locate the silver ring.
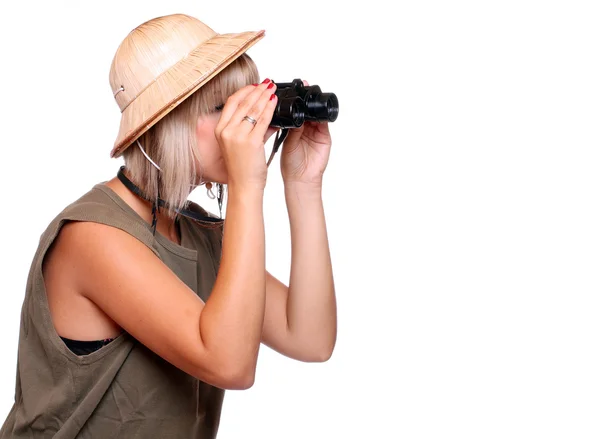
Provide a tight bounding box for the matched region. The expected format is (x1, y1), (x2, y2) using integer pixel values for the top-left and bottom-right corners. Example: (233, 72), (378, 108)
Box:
(243, 115), (257, 125)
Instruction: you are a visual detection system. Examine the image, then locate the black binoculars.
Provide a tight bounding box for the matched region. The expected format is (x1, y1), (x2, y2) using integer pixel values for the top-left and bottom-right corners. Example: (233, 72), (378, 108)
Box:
(270, 79), (339, 128)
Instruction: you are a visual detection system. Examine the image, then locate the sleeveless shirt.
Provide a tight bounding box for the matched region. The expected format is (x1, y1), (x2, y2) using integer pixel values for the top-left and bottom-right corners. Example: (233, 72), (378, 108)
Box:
(0, 183), (226, 438)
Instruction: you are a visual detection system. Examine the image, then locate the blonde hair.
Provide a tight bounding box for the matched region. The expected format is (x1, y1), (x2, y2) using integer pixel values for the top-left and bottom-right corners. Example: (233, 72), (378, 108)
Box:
(122, 54), (259, 218)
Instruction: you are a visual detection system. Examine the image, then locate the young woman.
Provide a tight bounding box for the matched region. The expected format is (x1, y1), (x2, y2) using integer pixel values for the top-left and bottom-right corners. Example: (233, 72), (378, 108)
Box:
(0, 13), (336, 438)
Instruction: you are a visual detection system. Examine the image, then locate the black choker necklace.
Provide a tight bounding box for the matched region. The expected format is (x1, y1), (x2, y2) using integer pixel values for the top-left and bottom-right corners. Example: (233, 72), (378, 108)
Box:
(117, 166), (223, 235)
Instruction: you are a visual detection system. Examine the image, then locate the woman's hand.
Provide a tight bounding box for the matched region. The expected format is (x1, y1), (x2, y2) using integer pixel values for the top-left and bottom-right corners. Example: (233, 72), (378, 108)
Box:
(215, 79), (278, 191)
(279, 81), (333, 187)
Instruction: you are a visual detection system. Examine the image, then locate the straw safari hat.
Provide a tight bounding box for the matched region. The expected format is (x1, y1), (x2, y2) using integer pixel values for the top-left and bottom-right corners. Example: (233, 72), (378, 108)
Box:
(109, 14), (264, 158)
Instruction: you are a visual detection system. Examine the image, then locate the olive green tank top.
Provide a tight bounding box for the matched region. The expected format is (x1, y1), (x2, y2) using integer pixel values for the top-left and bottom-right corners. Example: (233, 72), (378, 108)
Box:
(0, 183), (225, 438)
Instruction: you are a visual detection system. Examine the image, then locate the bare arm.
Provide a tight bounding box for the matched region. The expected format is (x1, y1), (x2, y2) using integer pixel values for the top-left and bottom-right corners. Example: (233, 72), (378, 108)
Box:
(199, 188), (265, 383)
(59, 185), (264, 390)
(261, 183), (337, 362)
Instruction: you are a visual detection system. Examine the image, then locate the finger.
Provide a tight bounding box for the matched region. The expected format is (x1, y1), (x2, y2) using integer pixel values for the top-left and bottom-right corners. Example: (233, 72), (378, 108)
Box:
(215, 84), (257, 132)
(230, 79), (276, 132)
(251, 92), (279, 139)
(216, 78), (272, 132)
(302, 79), (309, 86)
(237, 83), (278, 134)
(282, 124), (304, 149)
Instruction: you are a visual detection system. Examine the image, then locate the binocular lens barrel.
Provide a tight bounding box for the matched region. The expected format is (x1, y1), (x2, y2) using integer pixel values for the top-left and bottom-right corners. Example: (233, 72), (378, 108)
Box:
(270, 79), (339, 128)
(272, 97), (305, 128)
(306, 92), (339, 122)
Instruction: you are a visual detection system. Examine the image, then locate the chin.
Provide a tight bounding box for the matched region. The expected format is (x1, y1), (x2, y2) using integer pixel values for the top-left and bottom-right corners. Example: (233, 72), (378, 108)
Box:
(213, 169), (228, 185)
(209, 172), (228, 186)
(201, 162), (228, 185)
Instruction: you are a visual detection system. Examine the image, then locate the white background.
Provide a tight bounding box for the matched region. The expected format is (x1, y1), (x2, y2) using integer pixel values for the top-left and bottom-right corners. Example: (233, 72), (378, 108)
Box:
(0, 1), (599, 438)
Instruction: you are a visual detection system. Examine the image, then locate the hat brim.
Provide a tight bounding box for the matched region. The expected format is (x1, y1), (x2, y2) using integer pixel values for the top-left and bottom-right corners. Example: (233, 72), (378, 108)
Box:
(111, 30), (265, 158)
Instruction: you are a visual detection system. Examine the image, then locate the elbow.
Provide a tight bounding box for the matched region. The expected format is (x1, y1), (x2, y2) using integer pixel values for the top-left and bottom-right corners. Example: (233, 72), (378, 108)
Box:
(299, 342), (336, 363)
(306, 347), (334, 363)
(292, 332), (337, 363)
(212, 363), (257, 390)
(318, 347), (335, 362)
(310, 335), (337, 363)
(195, 340), (259, 390)
(225, 369), (256, 390)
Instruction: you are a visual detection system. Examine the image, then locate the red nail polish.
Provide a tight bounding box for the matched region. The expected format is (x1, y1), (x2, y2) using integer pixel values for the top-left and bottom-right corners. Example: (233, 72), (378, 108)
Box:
(252, 83), (258, 86)
(270, 94), (276, 100)
(267, 82), (274, 89)
(262, 78), (270, 84)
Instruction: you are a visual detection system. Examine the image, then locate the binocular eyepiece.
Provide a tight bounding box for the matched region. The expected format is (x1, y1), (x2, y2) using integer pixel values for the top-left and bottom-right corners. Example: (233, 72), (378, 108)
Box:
(270, 79), (339, 128)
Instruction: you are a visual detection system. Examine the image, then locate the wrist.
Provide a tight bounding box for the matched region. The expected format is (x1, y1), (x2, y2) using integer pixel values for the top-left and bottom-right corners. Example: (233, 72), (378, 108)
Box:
(227, 173), (267, 195)
(284, 181), (323, 203)
(283, 179), (323, 195)
(227, 184), (265, 204)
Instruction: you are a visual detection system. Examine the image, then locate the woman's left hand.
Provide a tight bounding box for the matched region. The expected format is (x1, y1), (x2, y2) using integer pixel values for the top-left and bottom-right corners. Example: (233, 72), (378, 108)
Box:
(279, 81), (333, 186)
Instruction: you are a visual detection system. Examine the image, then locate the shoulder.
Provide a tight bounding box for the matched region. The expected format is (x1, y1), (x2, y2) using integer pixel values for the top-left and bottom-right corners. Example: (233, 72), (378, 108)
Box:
(43, 184), (129, 233)
(47, 219), (158, 292)
(38, 184), (108, 242)
(58, 220), (153, 264)
(40, 183), (156, 259)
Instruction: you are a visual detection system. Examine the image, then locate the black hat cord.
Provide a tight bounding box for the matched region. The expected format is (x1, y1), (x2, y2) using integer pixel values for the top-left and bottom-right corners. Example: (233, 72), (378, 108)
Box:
(267, 128), (288, 167)
(117, 166), (222, 236)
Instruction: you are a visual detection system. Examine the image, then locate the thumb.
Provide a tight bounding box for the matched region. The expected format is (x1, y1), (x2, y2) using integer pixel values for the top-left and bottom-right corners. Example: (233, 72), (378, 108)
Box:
(282, 125), (304, 152)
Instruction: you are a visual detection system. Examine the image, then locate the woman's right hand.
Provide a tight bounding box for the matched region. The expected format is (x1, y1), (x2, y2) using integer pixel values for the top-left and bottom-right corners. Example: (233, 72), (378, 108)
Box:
(214, 79), (278, 191)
